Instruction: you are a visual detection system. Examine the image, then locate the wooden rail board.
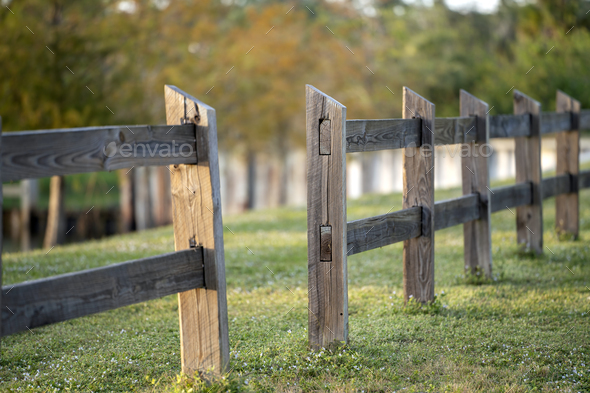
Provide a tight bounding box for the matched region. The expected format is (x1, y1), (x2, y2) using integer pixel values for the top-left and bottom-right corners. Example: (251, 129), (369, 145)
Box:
(579, 110), (590, 130)
(434, 116), (477, 145)
(165, 85), (229, 375)
(1, 124), (196, 182)
(307, 85), (348, 348)
(555, 91), (580, 238)
(490, 183), (532, 213)
(540, 111), (571, 135)
(434, 194), (480, 231)
(514, 91), (543, 253)
(488, 114), (530, 138)
(402, 87), (435, 303)
(346, 207), (421, 256)
(542, 174), (572, 200)
(1, 249), (204, 337)
(345, 119), (420, 153)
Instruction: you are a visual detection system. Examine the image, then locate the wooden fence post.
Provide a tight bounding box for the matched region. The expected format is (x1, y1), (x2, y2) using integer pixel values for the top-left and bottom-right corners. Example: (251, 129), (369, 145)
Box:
(402, 87), (435, 303)
(43, 176), (66, 249)
(555, 90), (580, 239)
(460, 90), (492, 278)
(164, 85), (229, 376)
(514, 91), (543, 253)
(306, 85), (348, 348)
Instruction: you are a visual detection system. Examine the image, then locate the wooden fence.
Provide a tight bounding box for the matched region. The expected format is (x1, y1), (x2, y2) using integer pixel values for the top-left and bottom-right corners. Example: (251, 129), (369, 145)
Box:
(0, 86), (229, 376)
(306, 85), (590, 348)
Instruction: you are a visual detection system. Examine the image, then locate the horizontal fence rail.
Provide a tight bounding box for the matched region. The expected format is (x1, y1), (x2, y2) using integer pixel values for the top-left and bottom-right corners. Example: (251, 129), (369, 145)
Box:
(346, 169), (590, 255)
(1, 124), (196, 182)
(1, 249), (205, 337)
(345, 110), (590, 153)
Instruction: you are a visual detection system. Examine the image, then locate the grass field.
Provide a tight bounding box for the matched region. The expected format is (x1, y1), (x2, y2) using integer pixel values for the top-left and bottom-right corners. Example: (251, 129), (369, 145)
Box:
(1, 182), (589, 392)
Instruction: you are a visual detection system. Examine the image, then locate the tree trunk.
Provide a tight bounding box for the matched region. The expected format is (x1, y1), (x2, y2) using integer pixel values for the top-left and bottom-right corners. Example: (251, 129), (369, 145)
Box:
(118, 169), (135, 233)
(43, 176), (65, 249)
(246, 151), (256, 210)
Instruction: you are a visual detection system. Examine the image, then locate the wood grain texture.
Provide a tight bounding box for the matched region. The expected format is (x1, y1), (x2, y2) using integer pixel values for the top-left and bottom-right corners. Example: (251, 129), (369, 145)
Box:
(346, 207), (421, 256)
(1, 249), (204, 337)
(345, 119), (420, 153)
(579, 169), (590, 190)
(307, 85), (348, 348)
(555, 91), (580, 239)
(540, 111), (572, 134)
(488, 114), (530, 138)
(490, 183), (532, 213)
(460, 90), (492, 277)
(435, 194), (480, 231)
(165, 85), (229, 375)
(402, 87), (435, 303)
(434, 116), (478, 145)
(580, 110), (590, 130)
(542, 174), (572, 200)
(1, 124), (196, 182)
(514, 91), (543, 253)
(43, 176), (65, 248)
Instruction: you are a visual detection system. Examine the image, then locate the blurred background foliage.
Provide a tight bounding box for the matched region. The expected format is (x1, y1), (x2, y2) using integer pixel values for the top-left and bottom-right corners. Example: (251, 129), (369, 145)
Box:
(1, 0), (590, 153)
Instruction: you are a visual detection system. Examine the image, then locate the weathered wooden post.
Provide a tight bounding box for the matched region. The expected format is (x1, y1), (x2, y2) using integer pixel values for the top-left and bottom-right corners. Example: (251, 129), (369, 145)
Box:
(555, 90), (580, 239)
(164, 85), (229, 375)
(402, 87), (435, 303)
(306, 85), (348, 348)
(460, 90), (492, 278)
(514, 91), (543, 253)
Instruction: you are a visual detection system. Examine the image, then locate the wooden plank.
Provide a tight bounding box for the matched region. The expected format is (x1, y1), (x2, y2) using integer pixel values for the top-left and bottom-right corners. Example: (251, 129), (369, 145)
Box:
(434, 116), (477, 145)
(434, 194), (480, 231)
(579, 170), (590, 189)
(346, 207), (421, 256)
(514, 91), (543, 253)
(1, 249), (205, 337)
(579, 109), (590, 130)
(165, 85), (229, 375)
(460, 90), (492, 278)
(488, 114), (530, 138)
(542, 174), (572, 200)
(307, 85), (348, 349)
(490, 183), (532, 213)
(1, 124), (196, 182)
(555, 91), (580, 239)
(540, 111), (571, 134)
(345, 118), (420, 153)
(402, 87), (435, 303)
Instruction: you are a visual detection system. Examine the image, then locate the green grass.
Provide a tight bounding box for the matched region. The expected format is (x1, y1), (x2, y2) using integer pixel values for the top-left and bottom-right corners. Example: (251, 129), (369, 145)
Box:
(1, 183), (590, 392)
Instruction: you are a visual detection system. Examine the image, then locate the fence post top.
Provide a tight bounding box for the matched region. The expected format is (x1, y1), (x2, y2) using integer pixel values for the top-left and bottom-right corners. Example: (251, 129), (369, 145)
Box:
(513, 90), (541, 107)
(403, 87), (434, 107)
(306, 85), (346, 109)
